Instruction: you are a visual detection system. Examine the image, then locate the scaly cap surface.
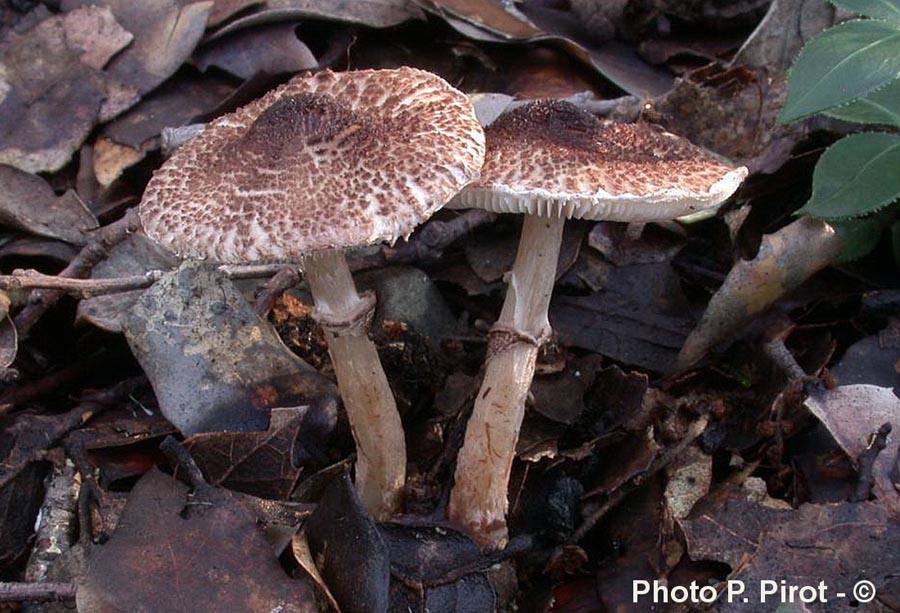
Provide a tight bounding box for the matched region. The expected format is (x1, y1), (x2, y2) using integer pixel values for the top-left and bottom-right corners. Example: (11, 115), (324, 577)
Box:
(451, 100), (746, 221)
(140, 68), (485, 262)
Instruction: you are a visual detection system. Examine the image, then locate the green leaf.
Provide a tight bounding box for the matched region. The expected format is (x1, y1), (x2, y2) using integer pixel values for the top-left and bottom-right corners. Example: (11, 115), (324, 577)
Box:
(830, 217), (884, 261)
(780, 20), (900, 122)
(824, 76), (900, 127)
(801, 132), (900, 219)
(830, 0), (900, 24)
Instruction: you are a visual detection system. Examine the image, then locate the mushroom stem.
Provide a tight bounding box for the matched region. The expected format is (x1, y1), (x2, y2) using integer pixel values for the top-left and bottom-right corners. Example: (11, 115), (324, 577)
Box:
(449, 213), (566, 549)
(301, 249), (405, 520)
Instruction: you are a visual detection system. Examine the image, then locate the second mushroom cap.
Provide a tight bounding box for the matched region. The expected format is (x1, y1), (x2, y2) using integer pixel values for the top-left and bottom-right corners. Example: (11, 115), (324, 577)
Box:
(450, 99), (747, 221)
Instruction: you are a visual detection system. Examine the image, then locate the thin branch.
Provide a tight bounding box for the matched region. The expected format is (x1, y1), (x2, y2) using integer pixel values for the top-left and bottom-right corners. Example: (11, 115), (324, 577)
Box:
(254, 265), (302, 315)
(851, 423), (892, 502)
(350, 209), (497, 271)
(0, 210), (496, 308)
(0, 582), (76, 603)
(0, 270), (164, 296)
(0, 263), (291, 299)
(13, 209), (140, 337)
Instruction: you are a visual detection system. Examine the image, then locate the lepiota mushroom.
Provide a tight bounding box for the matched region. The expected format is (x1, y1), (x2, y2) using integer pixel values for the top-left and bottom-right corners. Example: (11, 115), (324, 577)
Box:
(447, 100), (747, 548)
(140, 68), (485, 519)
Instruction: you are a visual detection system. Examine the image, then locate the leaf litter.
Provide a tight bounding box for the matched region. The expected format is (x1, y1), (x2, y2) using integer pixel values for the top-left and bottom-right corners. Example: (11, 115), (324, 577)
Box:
(0, 0), (897, 611)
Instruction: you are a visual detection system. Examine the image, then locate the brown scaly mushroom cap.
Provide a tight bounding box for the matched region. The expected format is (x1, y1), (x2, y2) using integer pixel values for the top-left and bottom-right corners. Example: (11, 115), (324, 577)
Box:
(450, 100), (747, 221)
(140, 67), (485, 263)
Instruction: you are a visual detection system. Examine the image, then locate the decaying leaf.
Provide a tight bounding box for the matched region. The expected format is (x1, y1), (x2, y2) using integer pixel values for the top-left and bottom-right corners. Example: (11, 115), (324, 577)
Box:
(305, 473), (391, 613)
(123, 262), (339, 436)
(291, 530), (342, 612)
(416, 0), (541, 40)
(0, 165), (99, 244)
(77, 468), (318, 612)
(650, 63), (796, 173)
(732, 0), (839, 72)
(209, 0), (424, 39)
(714, 502), (899, 611)
(588, 221), (686, 266)
(207, 0), (262, 27)
(677, 216), (842, 371)
(76, 230), (180, 333)
(420, 0), (674, 98)
(679, 478), (798, 569)
(185, 405), (337, 499)
(194, 22), (316, 81)
(94, 72), (236, 185)
(664, 445), (712, 520)
(804, 385), (900, 515)
(0, 7), (132, 173)
(552, 261), (695, 371)
(61, 0), (214, 120)
(831, 327), (900, 396)
(383, 523), (497, 611)
(91, 137), (146, 187)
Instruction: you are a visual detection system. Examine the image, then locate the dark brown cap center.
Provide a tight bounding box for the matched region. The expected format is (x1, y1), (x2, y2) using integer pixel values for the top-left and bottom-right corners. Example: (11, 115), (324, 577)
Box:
(490, 100), (601, 151)
(238, 93), (357, 161)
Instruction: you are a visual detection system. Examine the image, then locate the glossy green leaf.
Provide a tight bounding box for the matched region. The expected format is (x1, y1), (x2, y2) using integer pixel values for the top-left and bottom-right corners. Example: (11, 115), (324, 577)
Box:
(830, 217), (884, 261)
(824, 77), (900, 127)
(780, 20), (900, 122)
(801, 132), (900, 219)
(830, 0), (900, 24)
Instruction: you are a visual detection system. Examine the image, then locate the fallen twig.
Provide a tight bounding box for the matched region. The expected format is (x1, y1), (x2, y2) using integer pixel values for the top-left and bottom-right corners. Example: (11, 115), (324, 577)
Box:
(254, 265), (302, 315)
(350, 209), (497, 271)
(851, 423), (892, 502)
(0, 263), (293, 298)
(13, 209), (140, 337)
(0, 582), (76, 603)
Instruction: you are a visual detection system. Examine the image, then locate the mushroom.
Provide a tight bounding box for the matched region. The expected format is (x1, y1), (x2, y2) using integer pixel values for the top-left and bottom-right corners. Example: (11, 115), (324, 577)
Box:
(139, 68), (485, 519)
(447, 100), (747, 548)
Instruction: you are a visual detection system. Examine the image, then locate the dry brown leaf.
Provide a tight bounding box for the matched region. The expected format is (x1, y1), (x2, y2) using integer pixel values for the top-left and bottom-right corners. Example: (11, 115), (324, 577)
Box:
(77, 468), (318, 612)
(61, 4), (133, 70)
(207, 0), (262, 27)
(0, 7), (132, 173)
(0, 165), (98, 244)
(291, 529), (342, 612)
(805, 385), (900, 516)
(676, 216), (842, 371)
(420, 0), (673, 98)
(209, 0), (423, 39)
(417, 0), (541, 40)
(123, 262), (339, 437)
(184, 405), (337, 499)
(61, 0), (214, 121)
(664, 445), (712, 520)
(92, 137), (145, 187)
(194, 22), (317, 80)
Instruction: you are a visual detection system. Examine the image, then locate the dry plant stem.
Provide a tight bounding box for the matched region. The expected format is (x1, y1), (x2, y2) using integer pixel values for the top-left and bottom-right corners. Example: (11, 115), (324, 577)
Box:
(13, 209), (140, 337)
(0, 582), (76, 603)
(851, 423), (892, 502)
(254, 265), (302, 315)
(0, 263), (290, 298)
(302, 249), (405, 520)
(449, 214), (566, 549)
